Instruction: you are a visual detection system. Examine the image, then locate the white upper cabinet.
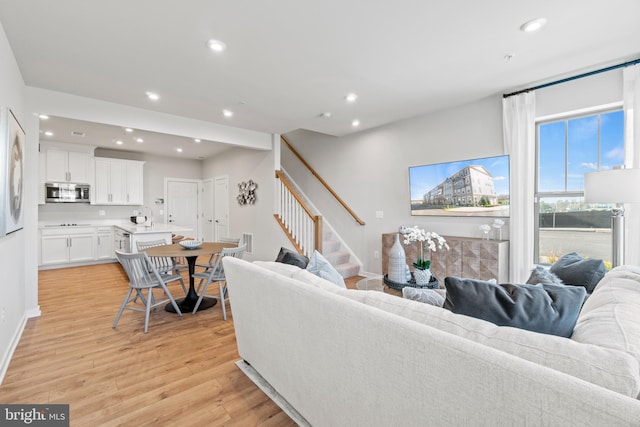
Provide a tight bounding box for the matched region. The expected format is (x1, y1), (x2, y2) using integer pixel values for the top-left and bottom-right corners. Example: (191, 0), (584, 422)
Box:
(41, 142), (95, 184)
(93, 157), (144, 205)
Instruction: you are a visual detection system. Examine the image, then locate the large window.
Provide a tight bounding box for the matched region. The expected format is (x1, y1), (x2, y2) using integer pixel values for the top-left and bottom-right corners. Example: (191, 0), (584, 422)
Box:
(535, 108), (624, 268)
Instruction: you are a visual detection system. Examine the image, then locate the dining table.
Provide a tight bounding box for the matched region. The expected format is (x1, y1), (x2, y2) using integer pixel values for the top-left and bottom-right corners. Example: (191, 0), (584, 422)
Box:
(142, 241), (237, 313)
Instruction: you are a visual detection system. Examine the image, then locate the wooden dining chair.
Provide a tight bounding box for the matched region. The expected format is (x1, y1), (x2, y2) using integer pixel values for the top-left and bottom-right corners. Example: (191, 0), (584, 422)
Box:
(191, 244), (246, 319)
(195, 237), (241, 284)
(114, 250), (183, 333)
(136, 239), (188, 295)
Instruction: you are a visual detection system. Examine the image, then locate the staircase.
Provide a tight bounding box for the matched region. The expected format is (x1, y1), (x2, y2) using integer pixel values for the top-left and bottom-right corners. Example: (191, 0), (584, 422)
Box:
(275, 168), (362, 278)
(322, 227), (361, 279)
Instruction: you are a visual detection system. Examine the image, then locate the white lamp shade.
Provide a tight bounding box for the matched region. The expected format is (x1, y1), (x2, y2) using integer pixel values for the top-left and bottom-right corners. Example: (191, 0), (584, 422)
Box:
(584, 169), (640, 204)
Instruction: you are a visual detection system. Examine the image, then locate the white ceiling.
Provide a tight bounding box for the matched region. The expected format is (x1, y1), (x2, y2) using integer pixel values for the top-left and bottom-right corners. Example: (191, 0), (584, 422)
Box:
(1, 0), (639, 157)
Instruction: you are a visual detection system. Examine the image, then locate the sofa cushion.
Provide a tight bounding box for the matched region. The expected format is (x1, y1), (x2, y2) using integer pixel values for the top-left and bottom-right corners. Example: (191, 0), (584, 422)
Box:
(549, 252), (606, 293)
(275, 247), (309, 269)
(306, 250), (346, 288)
(254, 261), (344, 294)
(572, 265), (640, 371)
(443, 277), (586, 338)
(526, 265), (563, 285)
(342, 289), (640, 398)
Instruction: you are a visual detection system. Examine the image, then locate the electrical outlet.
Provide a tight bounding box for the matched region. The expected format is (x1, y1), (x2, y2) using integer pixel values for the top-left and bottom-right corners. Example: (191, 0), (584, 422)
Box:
(98, 210), (106, 216)
(375, 210), (384, 219)
(159, 209), (164, 215)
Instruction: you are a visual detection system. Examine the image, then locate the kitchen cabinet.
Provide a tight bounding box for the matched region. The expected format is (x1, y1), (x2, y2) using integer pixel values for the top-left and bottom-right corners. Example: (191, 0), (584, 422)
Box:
(97, 227), (114, 260)
(40, 227), (97, 266)
(41, 142), (95, 184)
(94, 158), (144, 205)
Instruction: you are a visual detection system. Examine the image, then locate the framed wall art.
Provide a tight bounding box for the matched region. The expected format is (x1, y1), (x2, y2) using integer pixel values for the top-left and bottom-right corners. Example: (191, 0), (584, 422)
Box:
(3, 108), (25, 234)
(409, 154), (510, 217)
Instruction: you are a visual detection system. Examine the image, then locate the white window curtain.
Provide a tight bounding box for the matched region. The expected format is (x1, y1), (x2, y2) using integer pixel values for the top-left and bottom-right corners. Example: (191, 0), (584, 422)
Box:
(623, 64), (640, 265)
(503, 92), (536, 282)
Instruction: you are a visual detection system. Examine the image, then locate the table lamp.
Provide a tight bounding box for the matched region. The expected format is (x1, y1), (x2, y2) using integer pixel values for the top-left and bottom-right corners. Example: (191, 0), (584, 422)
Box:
(584, 168), (640, 267)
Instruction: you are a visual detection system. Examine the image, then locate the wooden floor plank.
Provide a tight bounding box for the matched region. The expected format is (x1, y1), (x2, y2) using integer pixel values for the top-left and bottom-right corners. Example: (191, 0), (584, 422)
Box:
(0, 262), (301, 426)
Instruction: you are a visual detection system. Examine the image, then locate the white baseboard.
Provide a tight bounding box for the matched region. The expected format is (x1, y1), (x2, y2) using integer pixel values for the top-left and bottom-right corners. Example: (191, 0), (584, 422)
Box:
(0, 313), (28, 385)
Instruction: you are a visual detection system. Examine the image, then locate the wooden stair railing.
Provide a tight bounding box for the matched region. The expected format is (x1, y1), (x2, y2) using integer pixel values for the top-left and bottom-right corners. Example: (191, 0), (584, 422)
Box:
(281, 135), (365, 226)
(275, 170), (323, 257)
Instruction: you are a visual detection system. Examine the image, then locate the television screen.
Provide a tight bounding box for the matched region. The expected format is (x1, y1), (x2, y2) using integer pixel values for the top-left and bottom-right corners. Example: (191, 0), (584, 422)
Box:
(409, 154), (509, 217)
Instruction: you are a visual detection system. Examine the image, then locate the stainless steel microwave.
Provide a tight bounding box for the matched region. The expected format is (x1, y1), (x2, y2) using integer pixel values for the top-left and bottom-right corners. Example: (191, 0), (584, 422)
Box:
(45, 183), (90, 203)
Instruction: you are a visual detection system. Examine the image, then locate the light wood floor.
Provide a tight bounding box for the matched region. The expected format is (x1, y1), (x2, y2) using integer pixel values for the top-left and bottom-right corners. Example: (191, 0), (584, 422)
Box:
(0, 261), (361, 426)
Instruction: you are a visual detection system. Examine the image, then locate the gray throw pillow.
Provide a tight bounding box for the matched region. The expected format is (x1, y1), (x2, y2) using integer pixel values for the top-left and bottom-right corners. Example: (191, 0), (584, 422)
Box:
(306, 250), (346, 288)
(402, 287), (445, 307)
(549, 252), (606, 293)
(275, 247), (309, 269)
(443, 277), (587, 338)
(526, 266), (563, 285)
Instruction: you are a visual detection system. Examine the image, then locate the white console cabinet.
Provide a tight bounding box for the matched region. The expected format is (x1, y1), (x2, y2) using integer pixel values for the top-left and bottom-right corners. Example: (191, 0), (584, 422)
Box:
(94, 158), (144, 205)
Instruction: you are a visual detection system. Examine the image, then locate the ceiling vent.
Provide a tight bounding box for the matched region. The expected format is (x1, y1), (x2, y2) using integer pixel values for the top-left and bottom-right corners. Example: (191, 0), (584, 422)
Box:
(71, 131), (85, 137)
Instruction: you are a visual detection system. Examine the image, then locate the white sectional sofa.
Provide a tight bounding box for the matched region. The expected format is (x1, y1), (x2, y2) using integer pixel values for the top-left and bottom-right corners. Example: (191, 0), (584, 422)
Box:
(223, 258), (640, 426)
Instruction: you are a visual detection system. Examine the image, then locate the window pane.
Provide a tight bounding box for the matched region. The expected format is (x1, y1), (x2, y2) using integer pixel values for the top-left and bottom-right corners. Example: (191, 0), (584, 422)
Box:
(538, 196), (612, 267)
(567, 116), (598, 191)
(538, 121), (566, 192)
(600, 110), (624, 170)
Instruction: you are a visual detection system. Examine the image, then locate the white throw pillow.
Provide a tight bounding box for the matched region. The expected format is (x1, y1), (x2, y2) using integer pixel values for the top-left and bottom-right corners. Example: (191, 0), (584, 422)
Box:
(306, 250), (346, 288)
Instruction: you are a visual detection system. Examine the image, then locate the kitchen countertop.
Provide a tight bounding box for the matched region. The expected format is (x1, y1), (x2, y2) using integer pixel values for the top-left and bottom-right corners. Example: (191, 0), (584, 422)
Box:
(114, 223), (192, 234)
(38, 220), (192, 235)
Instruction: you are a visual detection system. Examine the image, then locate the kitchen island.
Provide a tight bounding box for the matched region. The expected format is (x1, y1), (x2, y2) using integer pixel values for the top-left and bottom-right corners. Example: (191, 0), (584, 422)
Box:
(114, 223), (192, 253)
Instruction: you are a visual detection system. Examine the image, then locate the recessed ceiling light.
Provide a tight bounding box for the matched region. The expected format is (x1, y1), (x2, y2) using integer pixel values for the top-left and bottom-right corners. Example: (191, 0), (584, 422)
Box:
(115, 140), (123, 145)
(520, 18), (547, 33)
(146, 91), (160, 101)
(125, 128), (133, 133)
(44, 131), (54, 136)
(346, 93), (358, 103)
(176, 148), (183, 153)
(135, 138), (144, 143)
(194, 138), (201, 143)
(208, 39), (227, 52)
(352, 119), (360, 127)
(222, 109), (233, 118)
(38, 114), (49, 120)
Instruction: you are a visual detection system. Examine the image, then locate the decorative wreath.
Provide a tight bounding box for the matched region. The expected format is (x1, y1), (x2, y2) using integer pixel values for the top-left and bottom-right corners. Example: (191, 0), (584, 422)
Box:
(237, 179), (257, 205)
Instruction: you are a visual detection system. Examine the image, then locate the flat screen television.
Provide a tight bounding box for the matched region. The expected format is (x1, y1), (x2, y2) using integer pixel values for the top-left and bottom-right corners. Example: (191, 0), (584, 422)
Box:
(409, 154), (509, 217)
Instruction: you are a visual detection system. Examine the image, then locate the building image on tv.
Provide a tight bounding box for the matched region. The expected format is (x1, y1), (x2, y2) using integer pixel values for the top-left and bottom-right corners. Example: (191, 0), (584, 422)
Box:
(409, 154), (509, 217)
(423, 165), (498, 207)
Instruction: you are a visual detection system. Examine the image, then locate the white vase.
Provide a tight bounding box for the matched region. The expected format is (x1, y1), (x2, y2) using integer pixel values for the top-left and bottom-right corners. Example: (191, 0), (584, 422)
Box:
(413, 268), (432, 286)
(388, 233), (407, 283)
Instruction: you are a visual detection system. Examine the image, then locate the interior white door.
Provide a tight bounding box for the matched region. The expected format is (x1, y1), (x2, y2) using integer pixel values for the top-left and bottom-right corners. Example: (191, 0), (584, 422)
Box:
(214, 176), (229, 240)
(201, 179), (214, 241)
(166, 179), (199, 239)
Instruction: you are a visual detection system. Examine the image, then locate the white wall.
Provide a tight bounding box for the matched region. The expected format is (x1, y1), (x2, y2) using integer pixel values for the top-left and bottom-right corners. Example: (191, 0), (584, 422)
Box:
(284, 95), (506, 274)
(202, 145), (291, 262)
(0, 20), (27, 382)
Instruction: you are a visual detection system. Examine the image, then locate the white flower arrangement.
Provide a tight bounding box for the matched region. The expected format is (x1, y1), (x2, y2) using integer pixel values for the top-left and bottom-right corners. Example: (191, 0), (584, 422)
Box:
(479, 224), (491, 233)
(492, 218), (505, 229)
(402, 226), (448, 270)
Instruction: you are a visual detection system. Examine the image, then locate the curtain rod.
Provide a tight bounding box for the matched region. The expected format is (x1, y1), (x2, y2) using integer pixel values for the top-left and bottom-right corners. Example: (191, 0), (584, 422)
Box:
(503, 58), (640, 99)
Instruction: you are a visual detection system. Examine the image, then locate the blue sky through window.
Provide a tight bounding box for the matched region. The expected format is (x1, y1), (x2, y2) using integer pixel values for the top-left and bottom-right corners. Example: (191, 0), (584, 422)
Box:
(538, 110), (624, 193)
